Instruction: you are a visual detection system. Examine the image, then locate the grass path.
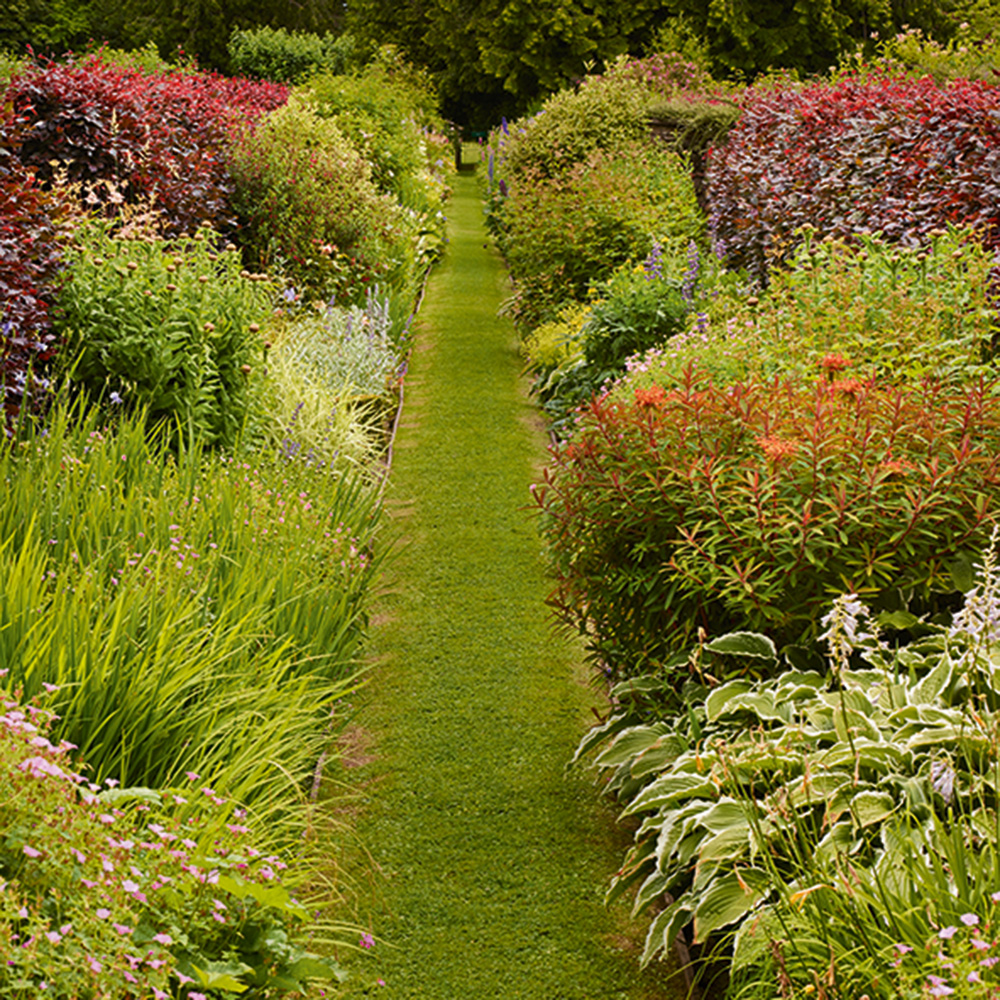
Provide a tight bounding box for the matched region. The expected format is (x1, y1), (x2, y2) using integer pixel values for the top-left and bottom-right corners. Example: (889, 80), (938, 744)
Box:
(338, 172), (682, 999)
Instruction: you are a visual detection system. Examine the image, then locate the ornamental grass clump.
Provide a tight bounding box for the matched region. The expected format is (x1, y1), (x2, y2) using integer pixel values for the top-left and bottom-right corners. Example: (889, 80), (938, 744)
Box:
(535, 368), (1000, 679)
(0, 401), (383, 808)
(249, 290), (409, 474)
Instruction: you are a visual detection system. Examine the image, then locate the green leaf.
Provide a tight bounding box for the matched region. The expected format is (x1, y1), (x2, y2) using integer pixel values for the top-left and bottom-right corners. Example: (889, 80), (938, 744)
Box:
(96, 786), (162, 806)
(640, 896), (692, 968)
(594, 723), (674, 768)
(909, 655), (954, 705)
(705, 632), (777, 659)
(698, 825), (751, 863)
(287, 956), (349, 983)
(732, 904), (783, 971)
(705, 680), (754, 722)
(692, 869), (771, 943)
(624, 774), (717, 815)
(849, 790), (897, 828)
(192, 962), (252, 992)
(877, 609), (920, 631)
(948, 552), (976, 593)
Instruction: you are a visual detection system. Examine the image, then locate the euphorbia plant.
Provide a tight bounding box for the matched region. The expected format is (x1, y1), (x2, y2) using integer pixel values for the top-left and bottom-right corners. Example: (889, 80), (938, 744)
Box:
(535, 367), (1000, 679)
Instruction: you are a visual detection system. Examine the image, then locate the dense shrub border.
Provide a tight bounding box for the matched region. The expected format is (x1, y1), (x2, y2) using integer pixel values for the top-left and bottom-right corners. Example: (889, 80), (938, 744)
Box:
(707, 72), (1000, 278)
(535, 370), (1000, 678)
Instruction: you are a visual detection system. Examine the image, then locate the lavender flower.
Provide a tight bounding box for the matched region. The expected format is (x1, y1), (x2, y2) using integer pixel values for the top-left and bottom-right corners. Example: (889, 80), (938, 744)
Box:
(930, 760), (956, 805)
(643, 241), (664, 281)
(681, 240), (700, 302)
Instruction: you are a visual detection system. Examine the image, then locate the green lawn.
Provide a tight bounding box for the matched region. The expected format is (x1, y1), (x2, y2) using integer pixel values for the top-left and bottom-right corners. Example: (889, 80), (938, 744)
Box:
(336, 172), (688, 999)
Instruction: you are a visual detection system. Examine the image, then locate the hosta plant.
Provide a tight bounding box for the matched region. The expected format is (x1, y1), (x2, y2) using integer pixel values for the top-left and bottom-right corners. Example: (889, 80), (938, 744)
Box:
(580, 564), (1000, 996)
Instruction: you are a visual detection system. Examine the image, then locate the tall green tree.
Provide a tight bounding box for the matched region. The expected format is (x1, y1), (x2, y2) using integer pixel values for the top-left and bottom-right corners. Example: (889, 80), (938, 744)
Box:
(348, 0), (672, 126)
(346, 0), (975, 127)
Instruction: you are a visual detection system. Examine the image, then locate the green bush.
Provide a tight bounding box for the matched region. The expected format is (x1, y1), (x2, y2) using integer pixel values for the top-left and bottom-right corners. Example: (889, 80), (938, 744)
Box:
(527, 257), (692, 431)
(498, 143), (703, 328)
(228, 25), (328, 83)
(535, 371), (1000, 679)
(54, 219), (274, 450)
(614, 226), (1000, 396)
(228, 95), (416, 305)
(0, 682), (346, 998)
(578, 575), (1000, 996)
(493, 53), (713, 184)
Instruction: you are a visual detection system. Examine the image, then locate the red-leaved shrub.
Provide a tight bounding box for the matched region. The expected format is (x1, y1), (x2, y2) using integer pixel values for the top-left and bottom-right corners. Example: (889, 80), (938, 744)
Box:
(5, 54), (288, 237)
(534, 368), (1000, 677)
(707, 74), (1000, 278)
(0, 131), (76, 428)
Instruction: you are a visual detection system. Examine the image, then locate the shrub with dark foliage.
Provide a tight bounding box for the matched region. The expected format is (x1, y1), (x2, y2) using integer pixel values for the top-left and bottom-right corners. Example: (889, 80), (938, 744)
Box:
(5, 54), (288, 238)
(707, 73), (1000, 278)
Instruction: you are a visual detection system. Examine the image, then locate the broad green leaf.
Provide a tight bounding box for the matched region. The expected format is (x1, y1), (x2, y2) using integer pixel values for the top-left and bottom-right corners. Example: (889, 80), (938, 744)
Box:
(705, 680), (754, 722)
(727, 692), (785, 721)
(831, 705), (882, 743)
(698, 825), (751, 863)
(732, 904), (783, 971)
(633, 870), (671, 914)
(948, 552), (976, 593)
(594, 724), (674, 769)
(692, 869), (771, 943)
(706, 632), (777, 659)
(849, 790), (896, 828)
(699, 798), (748, 834)
(287, 956), (349, 983)
(97, 786), (162, 806)
(624, 775), (717, 815)
(877, 609), (920, 630)
(631, 738), (687, 779)
(820, 740), (904, 773)
(192, 962), (251, 992)
(814, 821), (855, 862)
(775, 770), (853, 809)
(909, 654), (954, 705)
(640, 896), (693, 968)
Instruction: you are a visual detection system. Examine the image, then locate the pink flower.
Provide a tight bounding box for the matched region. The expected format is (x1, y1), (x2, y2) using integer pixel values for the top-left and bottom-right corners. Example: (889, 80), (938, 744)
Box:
(96, 908), (111, 920)
(87, 957), (102, 974)
(113, 923), (133, 936)
(23, 845), (42, 858)
(152, 932), (172, 946)
(360, 933), (375, 949)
